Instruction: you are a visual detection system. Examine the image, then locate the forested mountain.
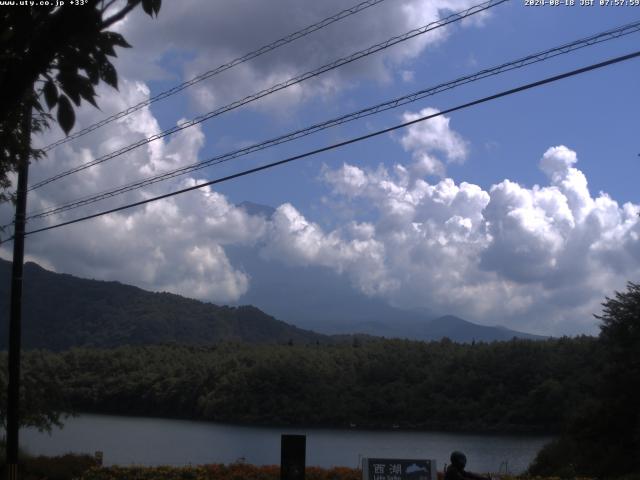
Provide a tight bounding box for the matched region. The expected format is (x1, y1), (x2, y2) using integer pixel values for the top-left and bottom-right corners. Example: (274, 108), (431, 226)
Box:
(0, 258), (543, 350)
(0, 259), (328, 350)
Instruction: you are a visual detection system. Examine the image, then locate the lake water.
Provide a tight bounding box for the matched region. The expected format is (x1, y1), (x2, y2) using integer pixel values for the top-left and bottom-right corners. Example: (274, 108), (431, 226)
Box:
(21, 414), (552, 474)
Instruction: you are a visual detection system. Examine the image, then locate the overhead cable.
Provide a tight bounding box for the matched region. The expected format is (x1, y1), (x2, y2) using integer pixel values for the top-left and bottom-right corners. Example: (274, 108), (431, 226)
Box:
(12, 49), (639, 240)
(28, 0), (508, 191)
(24, 19), (640, 221)
(40, 0), (390, 152)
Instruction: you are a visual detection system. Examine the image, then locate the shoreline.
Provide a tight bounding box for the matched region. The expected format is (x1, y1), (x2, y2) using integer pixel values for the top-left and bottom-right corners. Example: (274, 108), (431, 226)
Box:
(57, 410), (557, 437)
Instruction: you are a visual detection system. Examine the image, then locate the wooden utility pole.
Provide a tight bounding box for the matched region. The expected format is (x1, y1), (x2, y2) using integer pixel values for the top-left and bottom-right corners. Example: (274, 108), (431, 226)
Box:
(6, 105), (31, 480)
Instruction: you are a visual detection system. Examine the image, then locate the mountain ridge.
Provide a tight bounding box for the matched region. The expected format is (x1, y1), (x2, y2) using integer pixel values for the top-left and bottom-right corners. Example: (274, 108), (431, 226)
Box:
(0, 258), (545, 350)
(0, 258), (328, 350)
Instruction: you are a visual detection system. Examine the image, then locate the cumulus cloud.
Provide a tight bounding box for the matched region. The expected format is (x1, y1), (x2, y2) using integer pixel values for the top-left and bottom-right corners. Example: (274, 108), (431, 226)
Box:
(2, 0), (635, 337)
(399, 107), (468, 177)
(312, 142), (639, 335)
(0, 0), (494, 308)
(111, 0), (489, 115)
(1, 74), (637, 335)
(261, 204), (397, 296)
(1, 80), (265, 303)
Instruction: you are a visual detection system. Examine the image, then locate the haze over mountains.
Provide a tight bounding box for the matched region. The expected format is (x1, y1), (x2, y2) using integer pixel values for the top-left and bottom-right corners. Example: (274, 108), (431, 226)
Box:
(231, 202), (545, 341)
(0, 254), (543, 350)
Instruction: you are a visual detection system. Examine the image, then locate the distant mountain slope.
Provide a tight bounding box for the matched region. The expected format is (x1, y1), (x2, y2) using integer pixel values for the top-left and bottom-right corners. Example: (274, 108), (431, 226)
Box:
(421, 315), (545, 342)
(0, 256), (545, 350)
(301, 315), (546, 342)
(0, 259), (328, 351)
(228, 202), (546, 342)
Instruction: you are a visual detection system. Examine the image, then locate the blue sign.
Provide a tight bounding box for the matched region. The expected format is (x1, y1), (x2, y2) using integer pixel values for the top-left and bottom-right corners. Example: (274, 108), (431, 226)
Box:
(362, 458), (436, 480)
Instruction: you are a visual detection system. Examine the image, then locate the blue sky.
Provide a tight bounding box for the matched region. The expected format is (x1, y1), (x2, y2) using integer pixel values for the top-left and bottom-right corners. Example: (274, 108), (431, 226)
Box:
(145, 2), (639, 214)
(1, 0), (638, 335)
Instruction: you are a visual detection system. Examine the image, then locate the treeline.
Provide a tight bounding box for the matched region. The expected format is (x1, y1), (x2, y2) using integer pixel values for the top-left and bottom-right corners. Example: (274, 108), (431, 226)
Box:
(1, 336), (599, 433)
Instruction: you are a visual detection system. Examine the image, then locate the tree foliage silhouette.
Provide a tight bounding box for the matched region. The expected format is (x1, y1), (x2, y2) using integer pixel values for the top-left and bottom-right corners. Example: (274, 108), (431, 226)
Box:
(0, 0), (161, 430)
(591, 282), (640, 476)
(0, 0), (161, 203)
(530, 282), (640, 478)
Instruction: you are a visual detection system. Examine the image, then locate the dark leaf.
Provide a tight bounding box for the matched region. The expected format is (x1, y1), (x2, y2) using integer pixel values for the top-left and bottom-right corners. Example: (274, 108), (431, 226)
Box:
(85, 65), (100, 84)
(57, 94), (75, 135)
(56, 70), (99, 108)
(57, 46), (84, 68)
(84, 55), (101, 84)
(152, 0), (161, 16)
(93, 49), (109, 69)
(141, 0), (154, 16)
(101, 39), (116, 57)
(1, 27), (14, 44)
(102, 31), (132, 49)
(76, 76), (98, 108)
(56, 72), (82, 106)
(99, 61), (118, 89)
(43, 79), (58, 110)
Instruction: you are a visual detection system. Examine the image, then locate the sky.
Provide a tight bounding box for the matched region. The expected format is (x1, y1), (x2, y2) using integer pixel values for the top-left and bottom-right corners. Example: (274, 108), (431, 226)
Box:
(1, 0), (639, 336)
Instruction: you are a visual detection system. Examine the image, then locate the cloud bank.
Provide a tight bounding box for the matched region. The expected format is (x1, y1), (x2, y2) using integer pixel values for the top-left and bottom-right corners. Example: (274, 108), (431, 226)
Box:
(308, 141), (639, 334)
(1, 80), (265, 302)
(112, 0), (488, 114)
(1, 1), (636, 336)
(2, 78), (635, 335)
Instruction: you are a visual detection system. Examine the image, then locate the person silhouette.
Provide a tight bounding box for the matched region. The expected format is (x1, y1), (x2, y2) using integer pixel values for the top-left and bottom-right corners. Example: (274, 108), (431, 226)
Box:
(444, 451), (489, 480)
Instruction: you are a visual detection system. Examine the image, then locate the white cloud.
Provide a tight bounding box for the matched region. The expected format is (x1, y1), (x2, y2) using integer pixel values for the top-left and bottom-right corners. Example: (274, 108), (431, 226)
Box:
(401, 70), (415, 83)
(111, 0), (489, 115)
(0, 0), (493, 310)
(1, 80), (264, 304)
(314, 143), (639, 335)
(261, 203), (398, 296)
(1, 80), (636, 336)
(399, 107), (469, 177)
(2, 0), (634, 338)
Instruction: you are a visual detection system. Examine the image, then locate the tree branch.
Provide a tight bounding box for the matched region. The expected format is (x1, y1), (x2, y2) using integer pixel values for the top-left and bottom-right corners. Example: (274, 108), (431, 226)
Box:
(101, 1), (140, 29)
(100, 0), (120, 14)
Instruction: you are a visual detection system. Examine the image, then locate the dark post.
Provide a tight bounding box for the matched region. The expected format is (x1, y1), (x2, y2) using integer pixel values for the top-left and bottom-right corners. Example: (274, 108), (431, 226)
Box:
(280, 434), (306, 480)
(6, 106), (31, 480)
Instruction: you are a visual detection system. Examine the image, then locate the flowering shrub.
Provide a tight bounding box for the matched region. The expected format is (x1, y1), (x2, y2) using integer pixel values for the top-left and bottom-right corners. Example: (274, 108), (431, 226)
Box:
(80, 463), (362, 480)
(78, 464), (601, 480)
(0, 452), (98, 480)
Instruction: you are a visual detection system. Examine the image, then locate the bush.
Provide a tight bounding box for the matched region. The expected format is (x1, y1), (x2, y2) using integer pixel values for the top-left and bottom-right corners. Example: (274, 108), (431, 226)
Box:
(526, 438), (579, 478)
(79, 463), (362, 480)
(0, 450), (98, 480)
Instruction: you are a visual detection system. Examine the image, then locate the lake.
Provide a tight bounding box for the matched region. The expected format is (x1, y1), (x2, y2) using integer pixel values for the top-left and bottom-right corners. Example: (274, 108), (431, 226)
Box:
(22, 414), (552, 474)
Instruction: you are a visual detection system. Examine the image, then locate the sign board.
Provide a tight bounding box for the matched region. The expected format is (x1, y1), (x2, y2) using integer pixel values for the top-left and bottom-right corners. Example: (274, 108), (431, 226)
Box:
(281, 434), (306, 480)
(362, 458), (436, 480)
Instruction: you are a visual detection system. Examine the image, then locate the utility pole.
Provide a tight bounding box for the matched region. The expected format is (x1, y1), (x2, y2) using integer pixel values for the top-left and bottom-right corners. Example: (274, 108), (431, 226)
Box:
(6, 103), (31, 480)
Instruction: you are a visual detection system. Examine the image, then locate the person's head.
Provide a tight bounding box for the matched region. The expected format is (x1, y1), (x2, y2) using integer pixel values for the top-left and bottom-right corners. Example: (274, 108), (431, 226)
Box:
(450, 451), (467, 469)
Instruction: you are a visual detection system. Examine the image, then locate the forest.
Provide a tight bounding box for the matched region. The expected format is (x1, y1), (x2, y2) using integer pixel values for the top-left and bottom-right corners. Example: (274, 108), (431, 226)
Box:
(0, 336), (599, 434)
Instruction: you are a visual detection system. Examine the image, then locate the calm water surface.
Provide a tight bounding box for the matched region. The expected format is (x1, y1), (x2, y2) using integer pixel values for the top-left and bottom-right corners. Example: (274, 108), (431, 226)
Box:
(22, 414), (552, 474)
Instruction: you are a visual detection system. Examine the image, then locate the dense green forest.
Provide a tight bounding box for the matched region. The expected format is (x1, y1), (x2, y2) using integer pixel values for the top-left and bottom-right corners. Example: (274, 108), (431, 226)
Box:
(0, 336), (599, 434)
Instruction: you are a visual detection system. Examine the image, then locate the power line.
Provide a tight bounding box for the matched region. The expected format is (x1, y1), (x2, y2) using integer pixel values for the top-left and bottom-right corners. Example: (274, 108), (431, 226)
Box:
(39, 0), (390, 153)
(28, 0), (508, 191)
(11, 49), (639, 241)
(23, 19), (640, 221)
